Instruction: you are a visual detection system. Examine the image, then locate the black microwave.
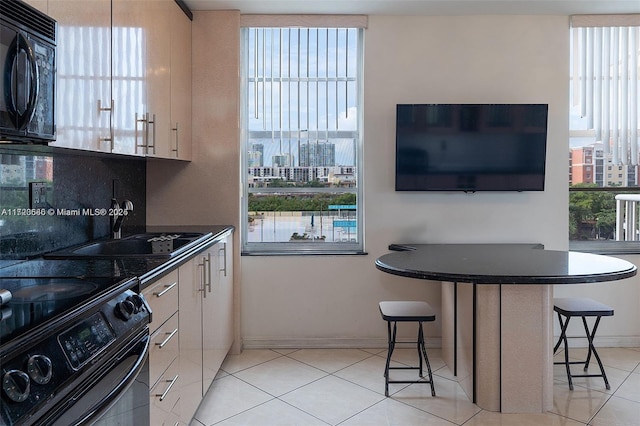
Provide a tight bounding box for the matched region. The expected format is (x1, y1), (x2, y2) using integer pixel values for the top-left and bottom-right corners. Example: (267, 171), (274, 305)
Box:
(0, 0), (56, 143)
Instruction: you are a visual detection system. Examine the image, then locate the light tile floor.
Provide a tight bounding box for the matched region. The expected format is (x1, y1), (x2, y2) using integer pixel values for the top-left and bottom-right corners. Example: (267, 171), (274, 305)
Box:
(191, 347), (640, 426)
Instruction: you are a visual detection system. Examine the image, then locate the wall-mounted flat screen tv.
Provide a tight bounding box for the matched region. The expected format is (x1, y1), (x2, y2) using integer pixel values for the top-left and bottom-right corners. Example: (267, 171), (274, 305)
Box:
(395, 104), (548, 192)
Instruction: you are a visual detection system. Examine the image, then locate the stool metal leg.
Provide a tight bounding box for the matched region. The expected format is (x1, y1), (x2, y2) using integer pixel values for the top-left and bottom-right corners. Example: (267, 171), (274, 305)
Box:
(582, 316), (594, 370)
(418, 322), (436, 397)
(582, 316), (602, 370)
(581, 316), (610, 390)
(558, 313), (574, 390)
(553, 311), (565, 354)
(416, 323), (423, 377)
(383, 320), (396, 397)
(382, 319), (436, 397)
(553, 312), (611, 391)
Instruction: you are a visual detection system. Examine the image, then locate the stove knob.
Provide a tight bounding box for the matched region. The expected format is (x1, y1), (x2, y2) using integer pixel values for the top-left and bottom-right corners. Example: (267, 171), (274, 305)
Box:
(2, 370), (30, 402)
(127, 294), (145, 313)
(27, 355), (53, 385)
(114, 299), (135, 321)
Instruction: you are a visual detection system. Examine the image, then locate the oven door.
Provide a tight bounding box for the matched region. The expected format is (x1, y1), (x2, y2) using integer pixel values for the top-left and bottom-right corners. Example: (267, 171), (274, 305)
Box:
(42, 329), (150, 426)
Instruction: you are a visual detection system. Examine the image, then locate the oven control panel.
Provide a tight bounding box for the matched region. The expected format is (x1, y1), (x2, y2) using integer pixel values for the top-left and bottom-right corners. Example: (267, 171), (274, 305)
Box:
(0, 288), (150, 425)
(58, 313), (116, 370)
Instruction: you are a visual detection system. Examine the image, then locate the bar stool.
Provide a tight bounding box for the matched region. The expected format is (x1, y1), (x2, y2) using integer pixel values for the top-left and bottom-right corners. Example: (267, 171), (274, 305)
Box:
(553, 297), (614, 390)
(379, 301), (436, 397)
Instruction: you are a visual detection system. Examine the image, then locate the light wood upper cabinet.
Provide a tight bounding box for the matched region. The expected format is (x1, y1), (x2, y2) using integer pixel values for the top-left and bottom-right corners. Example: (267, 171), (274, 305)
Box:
(134, 0), (172, 157)
(111, 0), (148, 155)
(113, 0), (190, 159)
(168, 3), (192, 160)
(48, 0), (191, 158)
(47, 0), (114, 153)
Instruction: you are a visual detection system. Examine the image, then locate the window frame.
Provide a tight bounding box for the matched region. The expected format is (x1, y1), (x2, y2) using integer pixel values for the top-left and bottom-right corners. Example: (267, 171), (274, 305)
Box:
(239, 23), (365, 255)
(568, 15), (640, 253)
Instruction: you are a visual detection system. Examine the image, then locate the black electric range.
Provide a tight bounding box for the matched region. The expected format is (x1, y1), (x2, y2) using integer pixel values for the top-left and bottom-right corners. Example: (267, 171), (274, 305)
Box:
(0, 275), (151, 425)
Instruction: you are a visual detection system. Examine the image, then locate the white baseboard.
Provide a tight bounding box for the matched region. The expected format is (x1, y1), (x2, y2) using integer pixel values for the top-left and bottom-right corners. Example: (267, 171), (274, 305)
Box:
(242, 337), (442, 350)
(241, 336), (640, 351)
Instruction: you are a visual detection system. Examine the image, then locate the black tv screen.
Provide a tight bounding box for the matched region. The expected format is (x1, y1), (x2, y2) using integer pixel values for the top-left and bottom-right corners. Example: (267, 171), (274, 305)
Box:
(395, 104), (548, 192)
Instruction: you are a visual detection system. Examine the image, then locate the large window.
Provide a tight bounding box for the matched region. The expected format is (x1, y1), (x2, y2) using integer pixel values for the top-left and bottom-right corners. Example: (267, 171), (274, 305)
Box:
(569, 16), (640, 245)
(240, 20), (364, 254)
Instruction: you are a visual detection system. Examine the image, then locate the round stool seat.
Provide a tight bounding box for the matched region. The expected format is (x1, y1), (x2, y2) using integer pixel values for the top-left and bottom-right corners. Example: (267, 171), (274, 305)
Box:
(379, 301), (436, 322)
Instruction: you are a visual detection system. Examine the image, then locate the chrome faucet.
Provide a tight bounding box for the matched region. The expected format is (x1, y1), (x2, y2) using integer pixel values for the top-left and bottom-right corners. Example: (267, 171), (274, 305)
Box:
(110, 198), (134, 239)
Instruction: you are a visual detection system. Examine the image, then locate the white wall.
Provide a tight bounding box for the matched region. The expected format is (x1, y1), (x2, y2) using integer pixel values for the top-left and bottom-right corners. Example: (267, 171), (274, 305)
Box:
(241, 15), (573, 348)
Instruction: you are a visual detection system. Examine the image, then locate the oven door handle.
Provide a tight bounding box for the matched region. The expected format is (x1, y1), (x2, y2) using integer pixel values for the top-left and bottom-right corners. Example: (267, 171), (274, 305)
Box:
(73, 334), (150, 425)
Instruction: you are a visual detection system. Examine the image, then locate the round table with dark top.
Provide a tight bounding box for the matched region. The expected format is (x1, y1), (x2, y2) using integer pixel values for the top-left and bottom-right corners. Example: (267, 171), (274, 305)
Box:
(376, 243), (637, 284)
(375, 243), (636, 413)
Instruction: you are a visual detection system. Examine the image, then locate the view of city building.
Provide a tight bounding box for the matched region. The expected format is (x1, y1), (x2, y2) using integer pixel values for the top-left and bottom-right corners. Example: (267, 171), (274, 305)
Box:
(0, 155), (53, 185)
(247, 165), (356, 188)
(247, 141), (356, 188)
(569, 143), (638, 187)
(299, 142), (336, 167)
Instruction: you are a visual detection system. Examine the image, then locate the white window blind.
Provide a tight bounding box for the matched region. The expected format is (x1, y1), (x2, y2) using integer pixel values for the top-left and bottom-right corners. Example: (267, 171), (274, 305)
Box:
(571, 15), (640, 165)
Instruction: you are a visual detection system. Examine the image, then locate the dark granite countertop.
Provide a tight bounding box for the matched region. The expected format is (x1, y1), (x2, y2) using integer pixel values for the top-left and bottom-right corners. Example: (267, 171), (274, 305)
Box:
(375, 243), (637, 284)
(0, 225), (234, 288)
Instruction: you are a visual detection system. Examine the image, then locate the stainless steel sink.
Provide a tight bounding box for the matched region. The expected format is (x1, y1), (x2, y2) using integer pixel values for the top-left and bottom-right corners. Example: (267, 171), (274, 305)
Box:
(45, 233), (205, 259)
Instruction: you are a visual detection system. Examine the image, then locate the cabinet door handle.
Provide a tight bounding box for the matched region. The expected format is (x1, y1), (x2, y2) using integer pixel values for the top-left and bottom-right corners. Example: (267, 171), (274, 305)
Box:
(218, 243), (227, 277)
(198, 261), (207, 297)
(204, 253), (212, 293)
(99, 134), (113, 151)
(98, 99), (114, 151)
(156, 328), (178, 349)
(156, 375), (179, 401)
(98, 99), (113, 112)
(147, 113), (156, 154)
(135, 112), (148, 153)
(153, 282), (177, 298)
(172, 122), (179, 157)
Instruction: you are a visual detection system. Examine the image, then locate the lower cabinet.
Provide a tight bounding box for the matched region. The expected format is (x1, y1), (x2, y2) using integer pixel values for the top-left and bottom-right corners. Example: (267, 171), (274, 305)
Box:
(178, 231), (234, 423)
(142, 231), (234, 425)
(149, 313), (180, 425)
(142, 269), (181, 425)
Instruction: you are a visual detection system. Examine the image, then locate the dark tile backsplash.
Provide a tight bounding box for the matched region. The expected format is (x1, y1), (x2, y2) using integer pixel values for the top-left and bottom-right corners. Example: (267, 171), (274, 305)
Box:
(0, 146), (146, 259)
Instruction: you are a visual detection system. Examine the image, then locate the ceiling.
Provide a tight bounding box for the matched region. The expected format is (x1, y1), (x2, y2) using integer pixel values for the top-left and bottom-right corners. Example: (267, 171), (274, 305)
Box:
(182, 0), (640, 16)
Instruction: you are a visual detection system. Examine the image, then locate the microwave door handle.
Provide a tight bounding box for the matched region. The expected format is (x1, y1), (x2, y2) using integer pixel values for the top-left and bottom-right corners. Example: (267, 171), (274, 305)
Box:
(20, 35), (40, 127)
(6, 33), (39, 130)
(3, 34), (19, 124)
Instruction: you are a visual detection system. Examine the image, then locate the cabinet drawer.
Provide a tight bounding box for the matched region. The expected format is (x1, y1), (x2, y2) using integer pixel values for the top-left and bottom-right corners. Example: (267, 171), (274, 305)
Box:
(150, 358), (180, 426)
(143, 269), (179, 328)
(150, 313), (179, 388)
